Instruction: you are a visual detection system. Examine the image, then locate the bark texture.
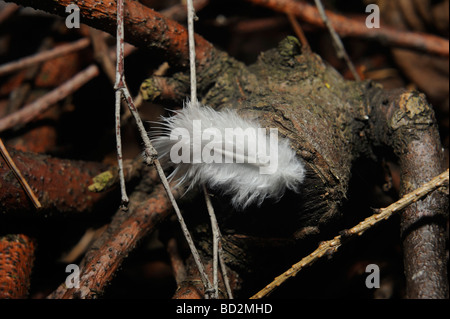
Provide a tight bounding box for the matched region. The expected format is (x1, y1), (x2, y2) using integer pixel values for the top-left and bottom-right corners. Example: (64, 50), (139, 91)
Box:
(4, 0), (448, 299)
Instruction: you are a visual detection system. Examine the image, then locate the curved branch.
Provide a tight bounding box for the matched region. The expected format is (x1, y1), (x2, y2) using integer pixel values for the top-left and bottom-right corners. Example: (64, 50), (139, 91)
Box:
(10, 0), (218, 72)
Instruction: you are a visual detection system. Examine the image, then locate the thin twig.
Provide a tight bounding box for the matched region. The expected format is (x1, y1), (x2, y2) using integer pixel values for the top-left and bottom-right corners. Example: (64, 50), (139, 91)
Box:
(0, 38), (90, 77)
(0, 64), (97, 132)
(114, 90), (128, 206)
(0, 138), (41, 209)
(245, 0), (449, 57)
(203, 185), (219, 299)
(113, 0), (213, 295)
(0, 44), (135, 133)
(167, 237), (188, 285)
(203, 185), (234, 299)
(187, 0), (197, 102)
(286, 12), (310, 51)
(113, 0), (129, 207)
(250, 169), (449, 299)
(313, 0), (360, 81)
(89, 29), (116, 84)
(47, 182), (181, 299)
(186, 0), (227, 299)
(6, 33), (54, 114)
(161, 0), (209, 22)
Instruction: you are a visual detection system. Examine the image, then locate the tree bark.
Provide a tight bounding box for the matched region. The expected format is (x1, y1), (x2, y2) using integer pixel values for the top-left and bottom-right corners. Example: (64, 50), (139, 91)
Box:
(0, 234), (35, 298)
(367, 89), (448, 298)
(5, 0), (448, 299)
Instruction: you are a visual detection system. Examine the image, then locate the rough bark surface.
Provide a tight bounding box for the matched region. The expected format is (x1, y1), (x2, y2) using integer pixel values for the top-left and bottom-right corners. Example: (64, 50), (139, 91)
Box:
(0, 234), (35, 298)
(3, 0), (448, 299)
(0, 148), (111, 214)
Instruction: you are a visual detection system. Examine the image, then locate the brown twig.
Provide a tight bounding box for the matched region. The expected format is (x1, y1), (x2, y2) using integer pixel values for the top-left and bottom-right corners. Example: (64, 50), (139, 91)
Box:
(313, 0), (360, 81)
(286, 12), (310, 51)
(0, 38), (90, 77)
(59, 226), (107, 264)
(10, 0), (217, 72)
(166, 237), (188, 285)
(0, 44), (135, 133)
(47, 182), (181, 299)
(5, 28), (56, 114)
(89, 29), (115, 84)
(113, 0), (213, 296)
(251, 169), (449, 299)
(245, 0), (449, 57)
(0, 64), (97, 132)
(160, 0), (209, 22)
(233, 16), (289, 34)
(203, 186), (234, 299)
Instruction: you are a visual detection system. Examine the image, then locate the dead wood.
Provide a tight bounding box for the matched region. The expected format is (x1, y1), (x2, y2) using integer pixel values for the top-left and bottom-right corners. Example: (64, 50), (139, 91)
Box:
(0, 148), (141, 215)
(3, 0), (448, 299)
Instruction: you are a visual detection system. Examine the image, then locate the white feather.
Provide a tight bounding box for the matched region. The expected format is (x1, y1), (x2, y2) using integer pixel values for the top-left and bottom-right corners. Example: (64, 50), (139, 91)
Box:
(150, 100), (305, 210)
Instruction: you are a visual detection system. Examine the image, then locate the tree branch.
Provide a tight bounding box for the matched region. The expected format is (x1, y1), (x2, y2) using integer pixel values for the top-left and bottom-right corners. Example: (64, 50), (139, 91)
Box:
(246, 0), (449, 57)
(250, 169), (448, 299)
(47, 181), (181, 299)
(0, 148), (139, 214)
(369, 89), (448, 298)
(8, 0), (218, 71)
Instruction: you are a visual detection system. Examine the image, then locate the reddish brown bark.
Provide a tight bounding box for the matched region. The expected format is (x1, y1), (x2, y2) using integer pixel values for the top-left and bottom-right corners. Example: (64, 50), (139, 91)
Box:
(246, 0), (449, 57)
(3, 0), (447, 300)
(47, 181), (181, 299)
(0, 148), (112, 214)
(0, 234), (35, 299)
(172, 256), (241, 299)
(11, 0), (217, 72)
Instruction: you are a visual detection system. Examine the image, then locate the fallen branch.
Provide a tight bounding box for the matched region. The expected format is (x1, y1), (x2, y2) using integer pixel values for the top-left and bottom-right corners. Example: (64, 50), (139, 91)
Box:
(246, 0), (449, 57)
(10, 0), (218, 72)
(0, 44), (135, 133)
(47, 181), (182, 299)
(0, 38), (90, 77)
(250, 169), (449, 299)
(0, 148), (140, 214)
